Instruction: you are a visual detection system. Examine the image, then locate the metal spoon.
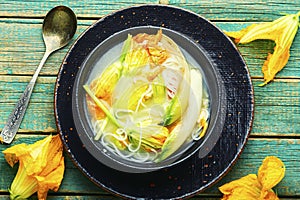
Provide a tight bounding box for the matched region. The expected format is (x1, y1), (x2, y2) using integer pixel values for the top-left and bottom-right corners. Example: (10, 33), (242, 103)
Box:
(0, 6), (77, 144)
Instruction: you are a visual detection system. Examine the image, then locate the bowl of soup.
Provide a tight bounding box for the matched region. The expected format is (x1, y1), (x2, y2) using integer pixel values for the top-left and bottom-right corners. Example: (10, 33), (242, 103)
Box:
(72, 26), (225, 173)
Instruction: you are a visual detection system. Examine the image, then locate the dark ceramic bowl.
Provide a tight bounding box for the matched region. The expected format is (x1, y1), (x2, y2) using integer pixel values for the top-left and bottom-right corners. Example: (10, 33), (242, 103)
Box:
(55, 4), (253, 199)
(72, 26), (226, 173)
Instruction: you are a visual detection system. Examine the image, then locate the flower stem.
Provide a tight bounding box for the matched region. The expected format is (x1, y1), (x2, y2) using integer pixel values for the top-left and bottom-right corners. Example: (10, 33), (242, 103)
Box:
(83, 85), (121, 127)
(9, 162), (37, 199)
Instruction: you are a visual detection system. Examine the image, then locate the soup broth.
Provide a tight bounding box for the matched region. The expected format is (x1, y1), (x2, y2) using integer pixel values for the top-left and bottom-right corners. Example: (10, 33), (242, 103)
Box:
(84, 30), (210, 163)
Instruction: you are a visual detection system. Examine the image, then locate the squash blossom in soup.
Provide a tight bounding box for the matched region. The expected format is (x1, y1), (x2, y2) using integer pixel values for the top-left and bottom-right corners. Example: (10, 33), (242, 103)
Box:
(84, 30), (210, 163)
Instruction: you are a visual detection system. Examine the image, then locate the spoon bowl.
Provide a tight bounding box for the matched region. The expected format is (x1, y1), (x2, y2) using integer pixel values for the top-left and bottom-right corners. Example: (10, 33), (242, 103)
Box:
(43, 6), (77, 51)
(0, 6), (77, 144)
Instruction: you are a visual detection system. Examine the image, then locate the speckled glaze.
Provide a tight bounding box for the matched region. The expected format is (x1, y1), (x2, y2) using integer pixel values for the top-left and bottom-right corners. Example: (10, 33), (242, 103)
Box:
(54, 4), (254, 199)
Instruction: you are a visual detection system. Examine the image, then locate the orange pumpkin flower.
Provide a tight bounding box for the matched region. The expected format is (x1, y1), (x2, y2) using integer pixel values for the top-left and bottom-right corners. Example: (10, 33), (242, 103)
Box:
(219, 156), (285, 200)
(225, 12), (300, 86)
(2, 135), (64, 200)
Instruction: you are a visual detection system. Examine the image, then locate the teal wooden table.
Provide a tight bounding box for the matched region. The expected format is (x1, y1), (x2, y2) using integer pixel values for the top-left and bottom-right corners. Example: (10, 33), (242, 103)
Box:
(0, 1), (299, 199)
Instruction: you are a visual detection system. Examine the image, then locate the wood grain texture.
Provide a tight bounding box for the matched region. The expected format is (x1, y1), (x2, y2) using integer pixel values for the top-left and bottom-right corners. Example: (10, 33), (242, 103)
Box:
(0, 136), (299, 198)
(168, 0), (300, 21)
(0, 0), (299, 21)
(0, 0), (159, 18)
(0, 19), (299, 78)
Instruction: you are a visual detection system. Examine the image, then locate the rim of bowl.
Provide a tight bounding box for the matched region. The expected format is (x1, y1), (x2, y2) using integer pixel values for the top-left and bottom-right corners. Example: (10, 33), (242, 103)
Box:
(71, 26), (226, 173)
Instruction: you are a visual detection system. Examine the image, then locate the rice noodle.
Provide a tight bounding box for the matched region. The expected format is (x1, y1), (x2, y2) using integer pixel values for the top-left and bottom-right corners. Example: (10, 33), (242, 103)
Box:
(85, 30), (211, 164)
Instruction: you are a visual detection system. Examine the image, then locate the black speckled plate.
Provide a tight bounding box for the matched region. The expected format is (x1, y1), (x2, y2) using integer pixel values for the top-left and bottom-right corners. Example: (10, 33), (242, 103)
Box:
(54, 5), (254, 199)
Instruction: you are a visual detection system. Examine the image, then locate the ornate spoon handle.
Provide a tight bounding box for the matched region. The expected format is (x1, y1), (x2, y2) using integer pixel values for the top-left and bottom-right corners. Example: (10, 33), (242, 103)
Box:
(0, 83), (34, 144)
(0, 51), (50, 144)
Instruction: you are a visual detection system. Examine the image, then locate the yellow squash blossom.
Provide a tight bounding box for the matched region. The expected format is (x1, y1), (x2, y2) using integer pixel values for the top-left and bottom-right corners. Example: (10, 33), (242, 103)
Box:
(219, 156), (285, 200)
(3, 135), (64, 200)
(90, 60), (123, 102)
(225, 12), (300, 86)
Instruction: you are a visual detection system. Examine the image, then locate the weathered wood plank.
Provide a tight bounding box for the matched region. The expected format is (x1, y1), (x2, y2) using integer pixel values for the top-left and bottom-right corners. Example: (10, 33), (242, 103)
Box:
(0, 0), (159, 18)
(0, 19), (299, 78)
(0, 76), (299, 135)
(0, 0), (299, 21)
(0, 136), (299, 197)
(251, 79), (300, 136)
(168, 0), (300, 21)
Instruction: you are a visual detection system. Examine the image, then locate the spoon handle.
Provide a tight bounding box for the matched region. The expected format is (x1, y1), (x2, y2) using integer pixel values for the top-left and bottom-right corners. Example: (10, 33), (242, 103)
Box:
(0, 51), (51, 144)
